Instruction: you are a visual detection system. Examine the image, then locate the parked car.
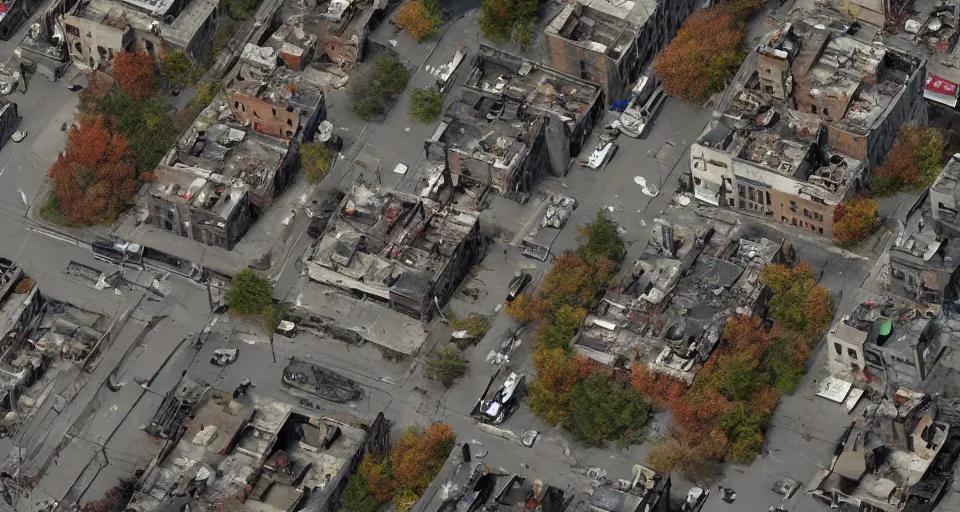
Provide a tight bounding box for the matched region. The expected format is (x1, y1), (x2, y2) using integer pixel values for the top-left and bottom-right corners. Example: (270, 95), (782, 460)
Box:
(619, 86), (667, 139)
(470, 370), (526, 424)
(507, 272), (531, 302)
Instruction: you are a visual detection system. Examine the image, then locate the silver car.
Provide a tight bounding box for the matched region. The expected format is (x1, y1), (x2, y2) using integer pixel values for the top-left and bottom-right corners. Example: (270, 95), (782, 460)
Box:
(619, 86), (667, 139)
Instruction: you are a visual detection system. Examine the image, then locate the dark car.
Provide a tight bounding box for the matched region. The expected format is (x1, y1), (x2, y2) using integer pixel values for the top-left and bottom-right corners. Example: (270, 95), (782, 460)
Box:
(507, 272), (531, 302)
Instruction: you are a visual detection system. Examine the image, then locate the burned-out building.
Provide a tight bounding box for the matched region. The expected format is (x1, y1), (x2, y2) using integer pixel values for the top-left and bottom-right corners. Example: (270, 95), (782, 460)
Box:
(931, 155), (960, 235)
(825, 290), (953, 393)
(129, 381), (388, 512)
(691, 21), (926, 236)
(272, 0), (386, 69)
(303, 178), (483, 323)
(543, 0), (705, 105)
(807, 391), (951, 512)
(226, 44), (331, 142)
(572, 218), (794, 381)
(143, 92), (299, 250)
(887, 214), (960, 306)
(426, 45), (603, 199)
(63, 0), (222, 69)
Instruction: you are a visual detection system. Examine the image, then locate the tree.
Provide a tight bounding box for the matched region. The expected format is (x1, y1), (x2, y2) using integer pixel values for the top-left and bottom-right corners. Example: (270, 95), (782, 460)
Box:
(536, 305), (587, 351)
(93, 91), (179, 173)
(161, 50), (192, 81)
(833, 198), (880, 248)
(339, 472), (381, 512)
(112, 51), (156, 101)
(578, 211), (626, 265)
(446, 310), (490, 347)
(654, 0), (762, 104)
(871, 125), (945, 196)
(301, 142), (334, 183)
(396, 0), (441, 42)
(390, 423), (456, 493)
(630, 365), (688, 409)
(527, 347), (599, 425)
(504, 292), (547, 323)
(478, 0), (539, 48)
(646, 430), (724, 484)
(226, 0), (261, 20)
(359, 454), (395, 503)
(48, 115), (138, 225)
(351, 55), (410, 121)
(409, 88), (443, 123)
(423, 345), (468, 387)
(563, 372), (651, 446)
(82, 478), (136, 512)
(226, 269), (273, 316)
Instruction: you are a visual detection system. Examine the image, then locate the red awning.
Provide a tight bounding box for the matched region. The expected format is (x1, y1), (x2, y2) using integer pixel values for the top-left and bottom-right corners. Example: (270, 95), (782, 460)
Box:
(926, 74), (958, 97)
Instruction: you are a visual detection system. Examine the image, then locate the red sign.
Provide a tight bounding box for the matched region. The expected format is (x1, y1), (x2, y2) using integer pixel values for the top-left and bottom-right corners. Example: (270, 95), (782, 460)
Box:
(926, 74), (958, 97)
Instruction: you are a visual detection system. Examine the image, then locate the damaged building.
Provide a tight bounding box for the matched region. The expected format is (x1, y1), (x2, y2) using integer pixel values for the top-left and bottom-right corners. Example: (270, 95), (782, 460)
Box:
(143, 92), (299, 250)
(272, 0), (386, 69)
(543, 0), (706, 104)
(226, 43), (331, 142)
(425, 45), (604, 200)
(931, 155), (960, 235)
(303, 178), (483, 324)
(887, 212), (960, 306)
(572, 218), (794, 381)
(129, 380), (389, 512)
(691, 21), (927, 236)
(807, 390), (952, 512)
(62, 0), (222, 69)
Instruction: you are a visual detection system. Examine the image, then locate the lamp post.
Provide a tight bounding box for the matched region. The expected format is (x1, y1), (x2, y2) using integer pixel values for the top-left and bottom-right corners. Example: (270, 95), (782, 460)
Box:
(646, 149), (664, 190)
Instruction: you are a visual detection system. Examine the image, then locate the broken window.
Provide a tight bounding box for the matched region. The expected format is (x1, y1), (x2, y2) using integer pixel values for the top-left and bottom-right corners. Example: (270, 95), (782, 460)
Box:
(810, 105), (817, 114)
(818, 227), (823, 234)
(728, 199), (735, 207)
(66, 24), (80, 37)
(834, 343), (842, 356)
(272, 108), (277, 118)
(766, 191), (771, 205)
(804, 208), (810, 218)
(694, 177), (702, 186)
(287, 118), (293, 126)
(97, 46), (107, 59)
(789, 200), (798, 212)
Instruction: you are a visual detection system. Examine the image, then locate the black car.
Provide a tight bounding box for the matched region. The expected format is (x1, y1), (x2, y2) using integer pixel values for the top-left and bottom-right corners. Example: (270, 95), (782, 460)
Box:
(507, 272), (531, 302)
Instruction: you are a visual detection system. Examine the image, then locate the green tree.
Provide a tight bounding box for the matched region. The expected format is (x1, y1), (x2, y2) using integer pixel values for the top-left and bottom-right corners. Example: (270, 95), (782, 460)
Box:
(563, 372), (651, 446)
(409, 88), (443, 123)
(538, 305), (586, 351)
(93, 91), (178, 173)
(423, 345), (468, 387)
(301, 142), (334, 183)
(578, 211), (626, 265)
(351, 55), (410, 121)
(478, 0), (540, 48)
(226, 269), (273, 316)
(871, 125), (945, 195)
(161, 50), (192, 81)
(226, 0), (261, 20)
(339, 472), (381, 512)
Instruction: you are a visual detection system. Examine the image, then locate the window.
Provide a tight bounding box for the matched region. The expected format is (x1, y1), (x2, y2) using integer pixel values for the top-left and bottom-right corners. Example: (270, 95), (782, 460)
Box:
(848, 348), (858, 360)
(272, 108), (277, 118)
(818, 227), (823, 234)
(781, 216), (787, 222)
(97, 46), (107, 59)
(728, 199), (735, 207)
(739, 200), (746, 209)
(286, 118), (293, 126)
(811, 105), (817, 114)
(834, 343), (842, 356)
(66, 24), (80, 37)
(764, 85), (774, 93)
(790, 200), (798, 212)
(792, 218), (797, 226)
(694, 177), (702, 186)
(286, 106), (294, 113)
(234, 101), (240, 109)
(814, 212), (823, 221)
(823, 108), (829, 117)
(766, 191), (771, 205)
(286, 130), (293, 137)
(738, 185), (745, 197)
(804, 208), (810, 218)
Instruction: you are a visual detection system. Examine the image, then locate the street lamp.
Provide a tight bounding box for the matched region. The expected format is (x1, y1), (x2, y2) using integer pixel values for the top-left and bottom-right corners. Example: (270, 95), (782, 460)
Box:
(646, 149), (664, 190)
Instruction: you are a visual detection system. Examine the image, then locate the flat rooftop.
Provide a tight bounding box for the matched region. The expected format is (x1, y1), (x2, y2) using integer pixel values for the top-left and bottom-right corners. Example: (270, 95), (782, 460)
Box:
(304, 180), (480, 311)
(545, 0), (656, 59)
(70, 0), (219, 48)
(838, 289), (938, 354)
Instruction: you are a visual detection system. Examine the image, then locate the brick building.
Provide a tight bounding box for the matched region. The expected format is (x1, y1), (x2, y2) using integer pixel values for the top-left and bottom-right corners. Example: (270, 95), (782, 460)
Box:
(543, 0), (705, 105)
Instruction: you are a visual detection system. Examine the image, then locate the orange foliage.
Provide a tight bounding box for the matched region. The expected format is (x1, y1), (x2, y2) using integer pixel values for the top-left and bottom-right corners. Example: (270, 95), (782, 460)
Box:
(112, 51), (156, 100)
(833, 198), (880, 247)
(396, 0), (439, 42)
(389, 423), (456, 495)
(48, 115), (138, 225)
(540, 253), (614, 310)
(504, 292), (547, 323)
(654, 0), (762, 103)
(722, 315), (775, 358)
(359, 454), (395, 502)
(629, 365), (687, 409)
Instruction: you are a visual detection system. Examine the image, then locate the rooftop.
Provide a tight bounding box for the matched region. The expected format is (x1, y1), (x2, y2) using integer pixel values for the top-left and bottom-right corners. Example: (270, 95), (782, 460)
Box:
(573, 219), (791, 380)
(304, 179), (480, 312)
(836, 290), (939, 354)
(228, 57), (334, 110)
(146, 92), (293, 220)
(70, 0), (220, 48)
(544, 0), (657, 60)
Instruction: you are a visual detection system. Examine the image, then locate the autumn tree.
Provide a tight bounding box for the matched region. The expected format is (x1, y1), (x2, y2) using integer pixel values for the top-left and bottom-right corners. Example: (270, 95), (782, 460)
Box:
(301, 142), (335, 183)
(833, 198), (880, 248)
(339, 471), (380, 512)
(396, 0), (441, 42)
(760, 261), (835, 337)
(390, 423), (456, 495)
(48, 115), (138, 225)
(654, 0), (762, 104)
(112, 51), (156, 100)
(630, 365), (688, 409)
(871, 125), (945, 196)
(505, 292), (547, 323)
(527, 347), (599, 424)
(478, 0), (539, 49)
(536, 305), (587, 351)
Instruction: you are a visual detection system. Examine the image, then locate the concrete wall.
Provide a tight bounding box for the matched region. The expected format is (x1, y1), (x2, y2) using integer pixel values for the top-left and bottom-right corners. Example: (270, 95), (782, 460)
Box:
(63, 16), (132, 69)
(144, 193), (252, 250)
